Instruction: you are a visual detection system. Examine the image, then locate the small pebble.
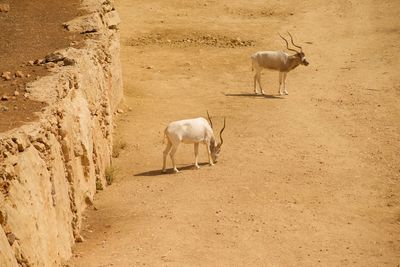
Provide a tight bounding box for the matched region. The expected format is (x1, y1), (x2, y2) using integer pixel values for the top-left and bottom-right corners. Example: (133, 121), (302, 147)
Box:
(15, 70), (24, 78)
(0, 3), (10, 12)
(1, 71), (12, 81)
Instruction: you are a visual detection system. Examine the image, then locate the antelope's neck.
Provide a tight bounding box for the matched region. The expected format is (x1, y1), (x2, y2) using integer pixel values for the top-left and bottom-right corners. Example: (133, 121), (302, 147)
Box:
(287, 55), (301, 71)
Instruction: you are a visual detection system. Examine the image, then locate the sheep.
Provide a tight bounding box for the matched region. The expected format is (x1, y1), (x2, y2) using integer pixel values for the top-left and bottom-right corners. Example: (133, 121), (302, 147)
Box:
(162, 112), (225, 173)
(251, 32), (309, 95)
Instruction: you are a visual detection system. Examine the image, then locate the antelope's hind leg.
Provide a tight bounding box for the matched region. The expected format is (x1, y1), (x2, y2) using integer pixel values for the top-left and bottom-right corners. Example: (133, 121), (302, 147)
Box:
(253, 72), (258, 94)
(169, 144), (180, 173)
(162, 141), (172, 173)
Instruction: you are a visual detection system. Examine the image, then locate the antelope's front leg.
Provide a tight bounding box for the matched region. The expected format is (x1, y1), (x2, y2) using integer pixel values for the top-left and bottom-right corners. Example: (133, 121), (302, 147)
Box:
(194, 143), (200, 169)
(257, 72), (266, 95)
(283, 72), (288, 95)
(278, 72), (283, 95)
(206, 144), (214, 166)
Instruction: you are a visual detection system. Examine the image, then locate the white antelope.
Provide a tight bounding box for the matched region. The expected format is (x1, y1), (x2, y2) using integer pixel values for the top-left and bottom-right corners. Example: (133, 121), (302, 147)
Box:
(251, 32), (309, 95)
(162, 112), (226, 173)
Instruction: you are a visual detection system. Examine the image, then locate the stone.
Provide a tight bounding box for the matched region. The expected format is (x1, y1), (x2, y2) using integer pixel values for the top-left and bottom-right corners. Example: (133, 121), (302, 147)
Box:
(7, 154), (18, 166)
(59, 128), (67, 138)
(3, 224), (12, 234)
(11, 134), (30, 152)
(45, 52), (65, 63)
(63, 58), (76, 66)
(46, 62), (56, 69)
(6, 233), (16, 246)
(14, 91), (19, 96)
(0, 210), (7, 225)
(0, 3), (10, 12)
(1, 71), (12, 81)
(104, 10), (121, 30)
(84, 195), (93, 206)
(33, 142), (46, 152)
(102, 1), (114, 12)
(3, 164), (15, 180)
(75, 234), (85, 243)
(1, 95), (9, 101)
(15, 71), (24, 78)
(117, 109), (123, 114)
(34, 59), (44, 65)
(63, 13), (103, 34)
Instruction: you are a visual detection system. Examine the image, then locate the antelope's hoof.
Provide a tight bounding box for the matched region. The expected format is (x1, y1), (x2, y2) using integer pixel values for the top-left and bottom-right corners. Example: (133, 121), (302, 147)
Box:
(162, 169), (167, 173)
(284, 91), (288, 95)
(261, 91), (266, 95)
(173, 168), (180, 173)
(194, 164), (200, 169)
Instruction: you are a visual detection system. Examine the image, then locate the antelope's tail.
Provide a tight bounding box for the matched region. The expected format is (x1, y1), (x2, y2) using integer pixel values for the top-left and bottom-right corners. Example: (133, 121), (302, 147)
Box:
(162, 128), (168, 144)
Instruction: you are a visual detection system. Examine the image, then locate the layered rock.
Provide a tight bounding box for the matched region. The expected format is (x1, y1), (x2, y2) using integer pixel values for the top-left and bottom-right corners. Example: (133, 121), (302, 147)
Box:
(0, 0), (122, 265)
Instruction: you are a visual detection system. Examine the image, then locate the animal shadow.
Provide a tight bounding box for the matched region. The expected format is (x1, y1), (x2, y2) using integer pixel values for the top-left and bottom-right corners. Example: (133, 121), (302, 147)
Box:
(224, 92), (284, 99)
(134, 162), (209, 176)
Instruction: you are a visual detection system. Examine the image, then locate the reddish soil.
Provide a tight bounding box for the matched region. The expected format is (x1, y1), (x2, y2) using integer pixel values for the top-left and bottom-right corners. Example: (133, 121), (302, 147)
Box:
(0, 0), (82, 132)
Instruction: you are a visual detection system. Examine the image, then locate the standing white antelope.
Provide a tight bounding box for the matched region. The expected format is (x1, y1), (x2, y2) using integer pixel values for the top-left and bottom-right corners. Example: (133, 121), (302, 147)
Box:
(162, 112), (226, 173)
(251, 32), (309, 95)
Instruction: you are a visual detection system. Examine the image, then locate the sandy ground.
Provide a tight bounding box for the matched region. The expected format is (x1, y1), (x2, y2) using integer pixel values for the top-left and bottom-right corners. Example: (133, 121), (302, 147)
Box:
(70, 0), (400, 266)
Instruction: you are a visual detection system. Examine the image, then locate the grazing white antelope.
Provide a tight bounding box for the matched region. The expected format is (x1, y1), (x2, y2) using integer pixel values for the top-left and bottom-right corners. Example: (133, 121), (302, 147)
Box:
(162, 112), (226, 173)
(251, 32), (309, 95)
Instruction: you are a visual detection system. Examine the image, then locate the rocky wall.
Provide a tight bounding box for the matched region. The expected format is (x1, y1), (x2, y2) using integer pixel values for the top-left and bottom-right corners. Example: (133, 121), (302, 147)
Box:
(0, 0), (122, 266)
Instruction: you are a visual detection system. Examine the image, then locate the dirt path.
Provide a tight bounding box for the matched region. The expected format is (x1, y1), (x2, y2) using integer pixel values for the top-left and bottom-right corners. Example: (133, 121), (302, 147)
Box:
(69, 0), (400, 266)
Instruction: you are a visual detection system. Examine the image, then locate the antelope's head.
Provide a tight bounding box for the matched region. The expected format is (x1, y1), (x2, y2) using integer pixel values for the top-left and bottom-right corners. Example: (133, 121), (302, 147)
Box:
(207, 111), (226, 163)
(279, 32), (309, 66)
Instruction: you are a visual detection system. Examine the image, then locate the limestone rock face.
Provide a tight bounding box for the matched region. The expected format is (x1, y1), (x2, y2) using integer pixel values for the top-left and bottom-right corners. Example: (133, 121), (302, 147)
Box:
(0, 0), (123, 265)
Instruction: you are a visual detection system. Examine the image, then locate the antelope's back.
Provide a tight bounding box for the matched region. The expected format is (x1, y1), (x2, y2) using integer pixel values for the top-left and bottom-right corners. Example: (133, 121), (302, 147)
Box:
(252, 51), (288, 71)
(166, 117), (212, 143)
